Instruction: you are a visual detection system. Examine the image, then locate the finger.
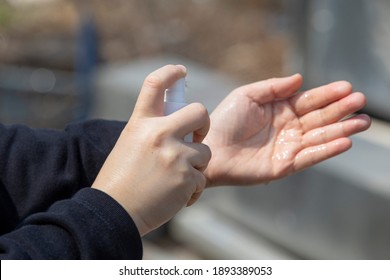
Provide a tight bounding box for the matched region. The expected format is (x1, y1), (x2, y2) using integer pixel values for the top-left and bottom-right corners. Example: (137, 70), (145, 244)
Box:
(294, 138), (352, 171)
(187, 191), (203, 207)
(184, 142), (212, 171)
(302, 114), (371, 147)
(299, 92), (367, 132)
(167, 102), (210, 142)
(187, 170), (206, 206)
(290, 81), (352, 116)
(241, 73), (303, 104)
(133, 65), (187, 117)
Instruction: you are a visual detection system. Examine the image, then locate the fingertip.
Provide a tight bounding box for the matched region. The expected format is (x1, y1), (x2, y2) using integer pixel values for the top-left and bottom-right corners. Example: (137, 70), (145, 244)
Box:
(286, 73), (304, 96)
(361, 113), (372, 127)
(291, 73), (303, 83)
(186, 190), (203, 207)
(143, 64), (187, 89)
(170, 102), (210, 141)
(175, 64), (187, 74)
(331, 137), (353, 155)
(353, 114), (372, 130)
(285, 72), (304, 89)
(355, 91), (367, 105)
(134, 65), (188, 117)
(347, 92), (367, 111)
(333, 80), (353, 94)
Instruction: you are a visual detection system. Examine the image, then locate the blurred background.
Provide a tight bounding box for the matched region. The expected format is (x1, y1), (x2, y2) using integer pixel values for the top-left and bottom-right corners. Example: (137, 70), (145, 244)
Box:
(0, 0), (389, 259)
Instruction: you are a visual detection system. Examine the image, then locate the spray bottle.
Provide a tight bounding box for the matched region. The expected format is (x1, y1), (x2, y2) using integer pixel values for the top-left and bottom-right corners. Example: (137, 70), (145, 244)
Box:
(164, 77), (193, 142)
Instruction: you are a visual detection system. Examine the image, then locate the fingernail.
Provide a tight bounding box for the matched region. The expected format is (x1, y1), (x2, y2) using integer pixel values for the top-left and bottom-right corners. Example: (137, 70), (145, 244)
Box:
(176, 64), (187, 74)
(334, 81), (353, 93)
(291, 73), (302, 78)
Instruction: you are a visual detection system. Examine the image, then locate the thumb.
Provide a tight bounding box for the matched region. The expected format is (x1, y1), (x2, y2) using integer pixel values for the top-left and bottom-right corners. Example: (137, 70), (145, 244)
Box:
(132, 65), (187, 118)
(242, 73), (303, 105)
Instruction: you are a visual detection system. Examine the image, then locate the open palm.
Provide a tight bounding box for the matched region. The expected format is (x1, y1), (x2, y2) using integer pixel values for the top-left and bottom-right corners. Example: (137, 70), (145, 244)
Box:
(203, 74), (370, 186)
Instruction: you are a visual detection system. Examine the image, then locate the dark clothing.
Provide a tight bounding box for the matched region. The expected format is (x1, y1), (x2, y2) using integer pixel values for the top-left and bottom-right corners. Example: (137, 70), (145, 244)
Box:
(0, 120), (143, 259)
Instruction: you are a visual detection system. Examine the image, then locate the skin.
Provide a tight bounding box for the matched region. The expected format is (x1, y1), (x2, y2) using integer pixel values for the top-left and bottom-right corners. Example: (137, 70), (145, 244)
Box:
(93, 65), (371, 236)
(203, 74), (371, 186)
(93, 65), (211, 236)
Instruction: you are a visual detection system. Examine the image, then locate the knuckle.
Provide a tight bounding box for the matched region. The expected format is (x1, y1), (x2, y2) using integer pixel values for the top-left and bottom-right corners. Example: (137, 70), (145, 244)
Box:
(266, 78), (278, 97)
(150, 128), (169, 149)
(194, 172), (207, 192)
(143, 65), (185, 91)
(190, 103), (210, 124)
(138, 119), (167, 147)
(202, 144), (212, 162)
(170, 164), (193, 189)
(158, 145), (181, 168)
(143, 73), (163, 90)
(192, 103), (209, 116)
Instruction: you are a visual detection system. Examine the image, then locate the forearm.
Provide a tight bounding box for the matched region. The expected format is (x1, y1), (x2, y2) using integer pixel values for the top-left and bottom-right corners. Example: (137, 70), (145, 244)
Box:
(0, 120), (125, 225)
(0, 188), (142, 259)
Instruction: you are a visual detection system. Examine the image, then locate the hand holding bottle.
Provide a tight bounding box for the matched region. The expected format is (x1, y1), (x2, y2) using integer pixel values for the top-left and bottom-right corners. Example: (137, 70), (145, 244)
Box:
(92, 65), (211, 236)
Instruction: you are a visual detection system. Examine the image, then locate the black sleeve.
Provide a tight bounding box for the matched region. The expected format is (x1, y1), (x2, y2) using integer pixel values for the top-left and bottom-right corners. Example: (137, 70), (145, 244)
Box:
(0, 120), (125, 234)
(0, 188), (143, 259)
(0, 120), (143, 259)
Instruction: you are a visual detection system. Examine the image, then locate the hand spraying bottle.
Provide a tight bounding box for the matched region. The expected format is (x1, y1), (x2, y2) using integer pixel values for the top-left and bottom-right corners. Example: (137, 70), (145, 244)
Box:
(164, 77), (193, 142)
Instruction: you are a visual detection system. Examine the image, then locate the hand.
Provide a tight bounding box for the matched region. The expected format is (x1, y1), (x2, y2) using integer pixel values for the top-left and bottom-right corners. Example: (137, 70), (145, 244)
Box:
(203, 74), (371, 186)
(92, 65), (211, 236)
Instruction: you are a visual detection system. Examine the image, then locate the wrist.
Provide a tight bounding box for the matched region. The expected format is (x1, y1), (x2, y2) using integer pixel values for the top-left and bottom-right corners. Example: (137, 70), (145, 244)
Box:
(124, 206), (149, 237)
(91, 185), (149, 237)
